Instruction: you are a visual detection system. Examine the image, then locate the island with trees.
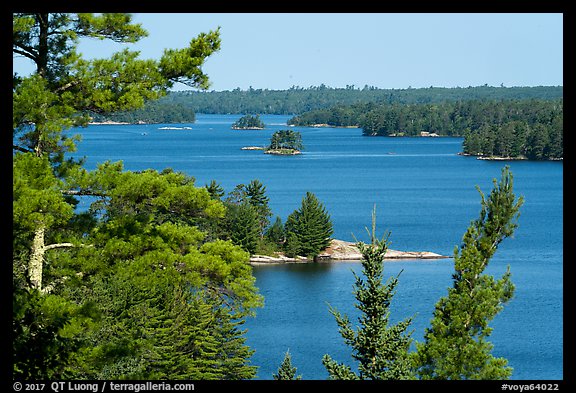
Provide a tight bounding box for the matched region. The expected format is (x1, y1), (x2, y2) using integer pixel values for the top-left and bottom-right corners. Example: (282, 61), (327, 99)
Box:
(265, 129), (304, 155)
(241, 130), (304, 155)
(231, 114), (265, 129)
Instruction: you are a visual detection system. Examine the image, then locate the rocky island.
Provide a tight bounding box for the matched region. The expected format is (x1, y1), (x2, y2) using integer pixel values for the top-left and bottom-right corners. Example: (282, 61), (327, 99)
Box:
(231, 114), (265, 130)
(241, 129), (305, 156)
(264, 148), (302, 156)
(249, 239), (449, 265)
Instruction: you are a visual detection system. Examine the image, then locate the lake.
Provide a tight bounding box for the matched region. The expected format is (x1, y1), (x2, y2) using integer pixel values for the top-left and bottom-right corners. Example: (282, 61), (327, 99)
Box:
(69, 114), (563, 380)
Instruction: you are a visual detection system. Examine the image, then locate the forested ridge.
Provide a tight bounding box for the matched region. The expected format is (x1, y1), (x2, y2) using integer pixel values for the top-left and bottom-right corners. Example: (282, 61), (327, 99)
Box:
(92, 84), (562, 122)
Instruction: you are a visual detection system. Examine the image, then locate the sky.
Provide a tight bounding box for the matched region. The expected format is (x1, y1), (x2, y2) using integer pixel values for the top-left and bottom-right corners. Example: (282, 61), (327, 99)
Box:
(13, 13), (564, 92)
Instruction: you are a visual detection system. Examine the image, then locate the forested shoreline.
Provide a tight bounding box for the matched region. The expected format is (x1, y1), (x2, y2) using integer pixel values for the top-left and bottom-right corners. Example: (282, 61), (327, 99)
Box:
(90, 85), (563, 160)
(92, 84), (562, 122)
(289, 99), (563, 160)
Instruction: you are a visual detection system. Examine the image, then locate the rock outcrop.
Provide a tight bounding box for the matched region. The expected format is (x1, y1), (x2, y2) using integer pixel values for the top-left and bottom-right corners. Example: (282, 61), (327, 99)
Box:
(249, 239), (449, 265)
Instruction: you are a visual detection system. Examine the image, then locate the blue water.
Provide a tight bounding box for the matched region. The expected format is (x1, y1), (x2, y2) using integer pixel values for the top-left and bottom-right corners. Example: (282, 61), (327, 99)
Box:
(68, 114), (563, 380)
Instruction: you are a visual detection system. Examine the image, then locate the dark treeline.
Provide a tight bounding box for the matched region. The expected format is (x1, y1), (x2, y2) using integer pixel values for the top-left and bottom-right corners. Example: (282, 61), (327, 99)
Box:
(95, 84), (562, 120)
(90, 100), (196, 124)
(231, 114), (265, 129)
(178, 84), (562, 114)
(289, 99), (563, 160)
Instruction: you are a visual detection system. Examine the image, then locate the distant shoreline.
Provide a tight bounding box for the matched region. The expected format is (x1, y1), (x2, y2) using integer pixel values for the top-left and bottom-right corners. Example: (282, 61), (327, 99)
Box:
(458, 152), (563, 161)
(88, 120), (132, 125)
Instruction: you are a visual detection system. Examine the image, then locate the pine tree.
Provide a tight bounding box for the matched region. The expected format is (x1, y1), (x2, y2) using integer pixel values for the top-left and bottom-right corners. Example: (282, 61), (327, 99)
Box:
(414, 166), (524, 380)
(322, 208), (415, 380)
(205, 180), (225, 200)
(244, 179), (273, 234)
(273, 350), (302, 380)
(284, 192), (333, 258)
(265, 216), (285, 247)
(226, 202), (261, 254)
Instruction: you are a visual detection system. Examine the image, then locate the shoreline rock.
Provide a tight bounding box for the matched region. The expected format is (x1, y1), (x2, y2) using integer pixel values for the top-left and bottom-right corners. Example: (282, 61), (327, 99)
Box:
(264, 148), (302, 155)
(249, 239), (450, 265)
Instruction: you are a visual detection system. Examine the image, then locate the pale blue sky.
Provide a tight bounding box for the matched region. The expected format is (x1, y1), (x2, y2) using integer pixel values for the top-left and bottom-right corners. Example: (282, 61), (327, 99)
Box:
(13, 13), (564, 91)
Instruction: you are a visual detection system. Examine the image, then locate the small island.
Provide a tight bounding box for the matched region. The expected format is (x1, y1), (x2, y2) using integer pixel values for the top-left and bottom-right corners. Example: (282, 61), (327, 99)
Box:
(265, 130), (303, 155)
(231, 114), (265, 130)
(249, 239), (449, 264)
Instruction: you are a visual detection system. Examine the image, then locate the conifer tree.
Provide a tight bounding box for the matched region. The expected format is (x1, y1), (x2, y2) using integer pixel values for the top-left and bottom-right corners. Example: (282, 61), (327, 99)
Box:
(225, 180), (272, 240)
(322, 208), (415, 380)
(284, 192), (333, 258)
(414, 166), (524, 379)
(244, 179), (273, 234)
(265, 216), (285, 247)
(206, 180), (225, 200)
(273, 350), (302, 380)
(226, 202), (261, 254)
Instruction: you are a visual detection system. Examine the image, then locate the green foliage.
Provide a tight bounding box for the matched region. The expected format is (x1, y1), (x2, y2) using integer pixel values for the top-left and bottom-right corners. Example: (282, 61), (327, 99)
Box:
(244, 179), (273, 230)
(12, 13), (266, 380)
(265, 216), (285, 247)
(13, 13), (220, 161)
(284, 192), (333, 258)
(223, 203), (259, 254)
(322, 209), (415, 380)
(268, 129), (303, 151)
(287, 98), (563, 160)
(414, 166), (523, 379)
(222, 180), (273, 250)
(153, 85), (562, 115)
(13, 288), (85, 379)
(205, 179), (225, 200)
(13, 153), (74, 231)
(273, 350), (302, 380)
(461, 102), (562, 160)
(49, 164), (263, 378)
(231, 114), (265, 129)
(91, 99), (197, 124)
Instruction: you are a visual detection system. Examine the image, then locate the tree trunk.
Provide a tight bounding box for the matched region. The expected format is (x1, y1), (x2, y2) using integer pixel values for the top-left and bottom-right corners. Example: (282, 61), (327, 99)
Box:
(28, 224), (46, 291)
(28, 223), (76, 293)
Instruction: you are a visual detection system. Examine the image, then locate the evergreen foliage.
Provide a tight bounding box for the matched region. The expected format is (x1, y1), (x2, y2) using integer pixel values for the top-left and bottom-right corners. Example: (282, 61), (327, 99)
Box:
(90, 100), (196, 124)
(265, 216), (286, 248)
(268, 130), (303, 151)
(284, 192), (333, 258)
(413, 166), (523, 379)
(205, 179), (225, 200)
(12, 13), (264, 380)
(244, 179), (273, 231)
(273, 350), (302, 380)
(225, 202), (261, 254)
(222, 180), (273, 253)
(322, 208), (415, 380)
(288, 99), (563, 160)
(146, 85), (563, 116)
(231, 114), (265, 129)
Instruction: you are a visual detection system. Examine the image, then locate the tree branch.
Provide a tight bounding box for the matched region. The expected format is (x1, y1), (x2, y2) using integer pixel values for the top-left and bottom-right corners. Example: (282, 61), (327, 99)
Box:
(43, 242), (75, 251)
(54, 80), (80, 93)
(13, 44), (38, 60)
(62, 189), (108, 198)
(13, 144), (33, 154)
